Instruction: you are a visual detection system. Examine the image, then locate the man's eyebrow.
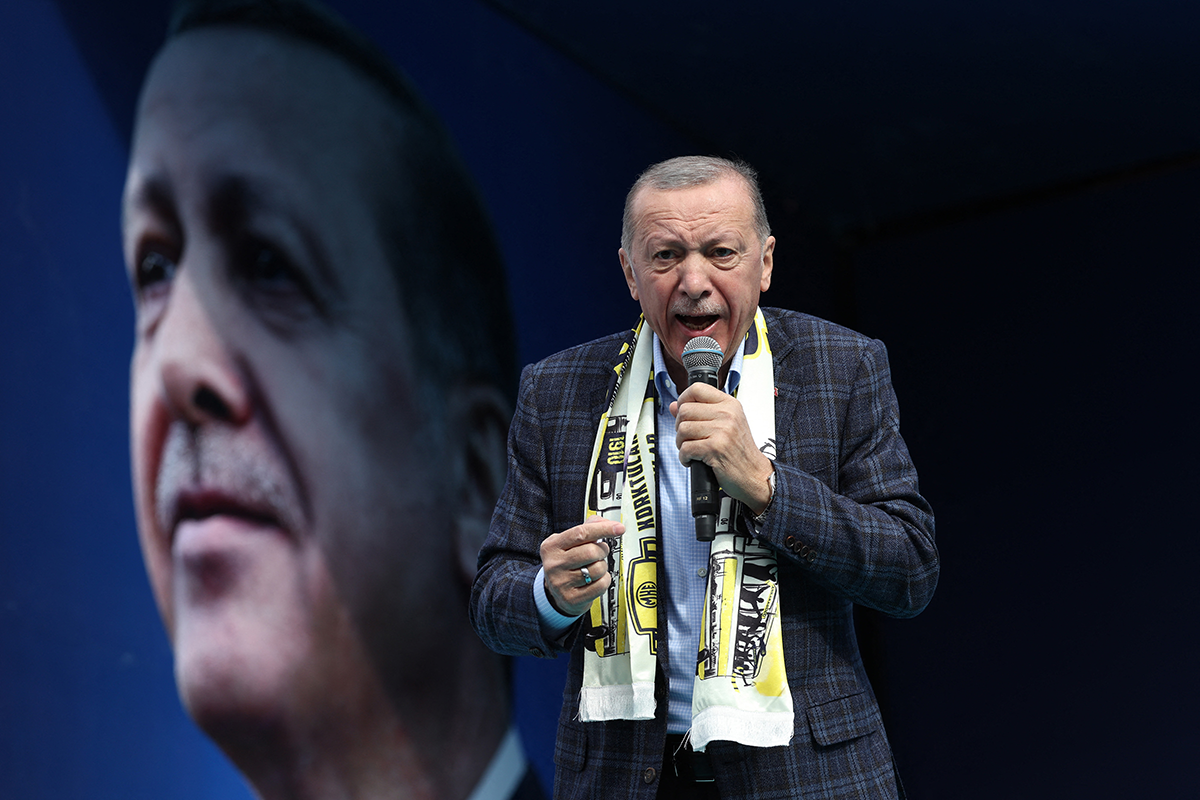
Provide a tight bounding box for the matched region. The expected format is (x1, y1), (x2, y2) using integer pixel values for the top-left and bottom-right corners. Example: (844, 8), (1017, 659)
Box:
(122, 173), (177, 233)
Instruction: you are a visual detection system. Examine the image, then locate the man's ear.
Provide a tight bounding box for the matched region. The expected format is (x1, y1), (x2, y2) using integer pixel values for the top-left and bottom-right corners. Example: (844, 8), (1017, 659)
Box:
(759, 235), (775, 293)
(619, 248), (639, 301)
(446, 383), (511, 588)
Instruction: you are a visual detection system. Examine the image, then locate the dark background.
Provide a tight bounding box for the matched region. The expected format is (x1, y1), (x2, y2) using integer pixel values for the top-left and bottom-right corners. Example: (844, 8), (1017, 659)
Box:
(2, 0), (1197, 796)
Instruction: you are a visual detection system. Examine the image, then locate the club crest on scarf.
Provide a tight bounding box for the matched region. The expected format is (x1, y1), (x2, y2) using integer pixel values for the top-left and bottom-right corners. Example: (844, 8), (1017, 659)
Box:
(585, 381), (659, 658)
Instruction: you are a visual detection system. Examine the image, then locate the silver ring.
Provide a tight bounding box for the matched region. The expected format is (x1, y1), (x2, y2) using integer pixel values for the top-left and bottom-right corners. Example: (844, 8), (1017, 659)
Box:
(580, 566), (592, 585)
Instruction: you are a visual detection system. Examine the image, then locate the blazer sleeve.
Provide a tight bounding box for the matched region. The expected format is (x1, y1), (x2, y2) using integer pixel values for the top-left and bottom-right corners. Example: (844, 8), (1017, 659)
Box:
(755, 334), (939, 618)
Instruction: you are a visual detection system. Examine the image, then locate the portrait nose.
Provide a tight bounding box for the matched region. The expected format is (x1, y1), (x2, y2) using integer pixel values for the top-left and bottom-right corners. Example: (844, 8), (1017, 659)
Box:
(155, 268), (251, 427)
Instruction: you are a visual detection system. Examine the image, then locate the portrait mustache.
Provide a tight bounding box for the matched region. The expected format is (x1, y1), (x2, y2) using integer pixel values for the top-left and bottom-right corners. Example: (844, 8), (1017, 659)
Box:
(154, 423), (301, 548)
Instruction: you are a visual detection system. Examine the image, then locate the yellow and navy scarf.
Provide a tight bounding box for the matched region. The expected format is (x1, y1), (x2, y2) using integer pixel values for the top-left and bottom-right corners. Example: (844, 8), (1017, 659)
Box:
(579, 309), (793, 751)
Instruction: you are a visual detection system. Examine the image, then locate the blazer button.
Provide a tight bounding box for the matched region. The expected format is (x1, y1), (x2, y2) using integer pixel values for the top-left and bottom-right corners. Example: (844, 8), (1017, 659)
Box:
(784, 534), (797, 549)
(643, 767), (657, 784)
(528, 647), (545, 658)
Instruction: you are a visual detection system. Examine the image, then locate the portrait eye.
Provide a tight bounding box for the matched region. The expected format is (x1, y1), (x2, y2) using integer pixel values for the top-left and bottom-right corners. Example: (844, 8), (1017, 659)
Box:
(135, 250), (178, 291)
(233, 237), (302, 292)
(128, 248), (179, 333)
(234, 236), (325, 318)
(257, 247), (287, 283)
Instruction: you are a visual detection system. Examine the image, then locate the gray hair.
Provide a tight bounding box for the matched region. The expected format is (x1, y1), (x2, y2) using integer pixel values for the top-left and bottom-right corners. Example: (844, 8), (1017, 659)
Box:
(620, 156), (771, 254)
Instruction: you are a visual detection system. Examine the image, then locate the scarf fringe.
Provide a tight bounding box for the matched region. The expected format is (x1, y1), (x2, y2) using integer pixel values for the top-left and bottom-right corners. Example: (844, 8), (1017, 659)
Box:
(579, 683), (657, 722)
(689, 706), (794, 752)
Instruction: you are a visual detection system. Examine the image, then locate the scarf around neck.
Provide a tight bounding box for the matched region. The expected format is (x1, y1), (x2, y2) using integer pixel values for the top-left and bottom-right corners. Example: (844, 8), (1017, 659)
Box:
(578, 309), (793, 751)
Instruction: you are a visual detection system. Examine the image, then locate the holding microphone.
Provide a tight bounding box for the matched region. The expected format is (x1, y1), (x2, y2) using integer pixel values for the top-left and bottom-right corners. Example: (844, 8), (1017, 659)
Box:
(681, 336), (723, 541)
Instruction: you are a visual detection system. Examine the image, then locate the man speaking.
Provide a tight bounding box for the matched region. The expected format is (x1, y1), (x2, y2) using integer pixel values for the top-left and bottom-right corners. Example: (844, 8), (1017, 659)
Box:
(472, 156), (938, 799)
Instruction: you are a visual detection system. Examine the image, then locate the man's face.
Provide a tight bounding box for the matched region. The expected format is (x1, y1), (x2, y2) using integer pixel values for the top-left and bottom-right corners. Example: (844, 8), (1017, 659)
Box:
(122, 28), (449, 731)
(619, 175), (774, 385)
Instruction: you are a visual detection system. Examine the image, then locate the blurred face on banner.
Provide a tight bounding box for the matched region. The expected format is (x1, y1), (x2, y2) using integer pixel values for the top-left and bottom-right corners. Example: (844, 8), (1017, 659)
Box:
(122, 25), (494, 769)
(618, 173), (774, 388)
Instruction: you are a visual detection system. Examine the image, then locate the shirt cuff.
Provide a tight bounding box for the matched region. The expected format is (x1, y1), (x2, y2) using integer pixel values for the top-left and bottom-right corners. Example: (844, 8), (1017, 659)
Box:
(534, 565), (584, 638)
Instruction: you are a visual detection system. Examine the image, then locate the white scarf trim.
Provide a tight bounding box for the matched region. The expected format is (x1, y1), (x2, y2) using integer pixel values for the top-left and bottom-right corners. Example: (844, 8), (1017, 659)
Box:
(579, 310), (793, 751)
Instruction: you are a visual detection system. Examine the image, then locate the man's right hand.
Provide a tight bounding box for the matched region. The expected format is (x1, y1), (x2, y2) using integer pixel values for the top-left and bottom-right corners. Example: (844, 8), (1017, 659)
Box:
(540, 515), (622, 617)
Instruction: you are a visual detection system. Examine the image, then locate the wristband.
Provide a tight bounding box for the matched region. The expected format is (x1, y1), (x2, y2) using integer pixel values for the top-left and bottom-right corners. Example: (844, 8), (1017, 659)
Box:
(752, 468), (776, 524)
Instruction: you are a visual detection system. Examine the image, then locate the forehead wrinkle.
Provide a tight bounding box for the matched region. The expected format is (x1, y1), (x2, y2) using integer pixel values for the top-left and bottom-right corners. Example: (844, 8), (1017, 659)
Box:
(637, 194), (749, 225)
(640, 214), (749, 250)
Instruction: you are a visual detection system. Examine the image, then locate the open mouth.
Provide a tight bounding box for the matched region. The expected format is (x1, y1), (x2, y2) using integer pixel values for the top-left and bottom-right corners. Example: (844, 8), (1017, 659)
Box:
(677, 314), (719, 331)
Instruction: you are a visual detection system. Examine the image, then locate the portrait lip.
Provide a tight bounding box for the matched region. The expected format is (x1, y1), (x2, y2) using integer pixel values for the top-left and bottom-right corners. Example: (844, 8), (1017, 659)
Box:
(165, 480), (297, 604)
(153, 424), (301, 551)
(169, 486), (285, 544)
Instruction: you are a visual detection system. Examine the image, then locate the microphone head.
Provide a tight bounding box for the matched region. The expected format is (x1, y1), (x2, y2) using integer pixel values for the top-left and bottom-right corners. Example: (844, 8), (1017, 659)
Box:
(682, 336), (723, 374)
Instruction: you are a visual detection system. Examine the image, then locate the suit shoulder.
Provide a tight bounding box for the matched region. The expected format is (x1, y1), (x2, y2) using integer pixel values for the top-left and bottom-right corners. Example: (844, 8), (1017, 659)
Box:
(523, 329), (632, 377)
(761, 307), (880, 356)
(516, 329), (633, 407)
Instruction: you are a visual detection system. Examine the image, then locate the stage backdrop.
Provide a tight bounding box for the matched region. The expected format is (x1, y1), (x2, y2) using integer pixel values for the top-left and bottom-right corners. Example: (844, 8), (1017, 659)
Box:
(3, 0), (1198, 797)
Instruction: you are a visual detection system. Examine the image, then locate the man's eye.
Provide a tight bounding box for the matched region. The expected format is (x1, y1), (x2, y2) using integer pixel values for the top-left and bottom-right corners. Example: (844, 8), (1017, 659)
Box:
(235, 238), (307, 295)
(136, 250), (178, 291)
(235, 238), (325, 318)
(653, 249), (675, 260)
(711, 248), (735, 258)
(246, 243), (293, 285)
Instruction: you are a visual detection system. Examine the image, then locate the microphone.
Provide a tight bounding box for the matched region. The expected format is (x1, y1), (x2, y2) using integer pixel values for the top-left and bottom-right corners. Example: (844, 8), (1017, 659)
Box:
(681, 336), (723, 542)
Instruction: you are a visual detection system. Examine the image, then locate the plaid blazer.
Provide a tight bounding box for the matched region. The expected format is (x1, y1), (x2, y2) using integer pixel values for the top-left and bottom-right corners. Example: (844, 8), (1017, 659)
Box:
(471, 308), (938, 800)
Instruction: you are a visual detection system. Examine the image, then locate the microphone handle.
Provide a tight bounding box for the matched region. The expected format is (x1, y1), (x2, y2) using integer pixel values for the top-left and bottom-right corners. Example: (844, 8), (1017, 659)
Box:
(692, 461), (718, 541)
(689, 367), (720, 541)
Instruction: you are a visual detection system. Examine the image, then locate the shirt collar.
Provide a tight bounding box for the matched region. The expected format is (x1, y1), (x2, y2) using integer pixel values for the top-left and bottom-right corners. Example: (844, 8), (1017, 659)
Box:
(652, 332), (746, 402)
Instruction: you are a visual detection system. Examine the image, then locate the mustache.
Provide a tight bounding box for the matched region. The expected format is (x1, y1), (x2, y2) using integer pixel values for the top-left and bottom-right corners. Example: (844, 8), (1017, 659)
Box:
(154, 423), (302, 537)
(670, 298), (724, 318)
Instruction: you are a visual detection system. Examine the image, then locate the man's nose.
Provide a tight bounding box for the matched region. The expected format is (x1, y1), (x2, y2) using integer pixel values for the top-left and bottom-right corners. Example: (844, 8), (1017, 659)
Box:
(677, 253), (713, 299)
(155, 268), (251, 427)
